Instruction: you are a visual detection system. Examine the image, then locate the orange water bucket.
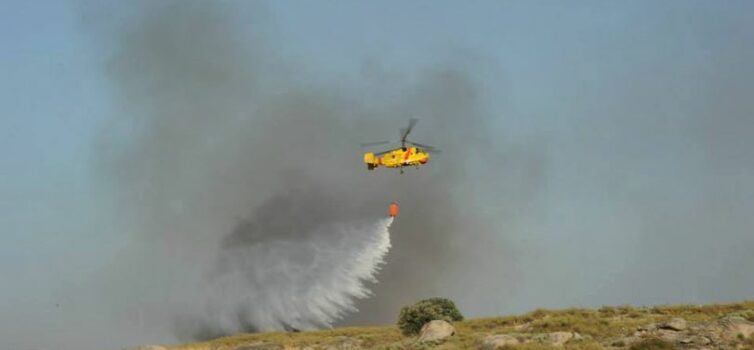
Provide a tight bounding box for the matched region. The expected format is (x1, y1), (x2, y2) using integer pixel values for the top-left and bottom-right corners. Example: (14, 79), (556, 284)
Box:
(389, 202), (400, 218)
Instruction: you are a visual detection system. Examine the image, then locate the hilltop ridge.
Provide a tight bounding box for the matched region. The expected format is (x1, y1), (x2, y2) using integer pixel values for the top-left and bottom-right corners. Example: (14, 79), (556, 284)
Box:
(139, 301), (754, 350)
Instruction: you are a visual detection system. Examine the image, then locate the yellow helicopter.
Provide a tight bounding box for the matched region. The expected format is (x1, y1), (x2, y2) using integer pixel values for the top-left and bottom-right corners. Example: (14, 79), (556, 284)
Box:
(362, 119), (440, 173)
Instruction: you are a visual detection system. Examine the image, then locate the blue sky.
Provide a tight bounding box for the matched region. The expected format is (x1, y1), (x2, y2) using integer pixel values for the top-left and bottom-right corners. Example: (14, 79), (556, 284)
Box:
(2, 1), (754, 349)
(1, 3), (119, 348)
(1, 0), (105, 291)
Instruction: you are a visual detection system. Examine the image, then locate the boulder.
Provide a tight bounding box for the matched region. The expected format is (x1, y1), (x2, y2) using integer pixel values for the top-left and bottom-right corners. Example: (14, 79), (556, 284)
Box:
(656, 329), (685, 343)
(680, 335), (711, 346)
(417, 320), (455, 342)
(481, 334), (520, 349)
(721, 317), (754, 339)
(660, 317), (688, 331)
(547, 331), (576, 346)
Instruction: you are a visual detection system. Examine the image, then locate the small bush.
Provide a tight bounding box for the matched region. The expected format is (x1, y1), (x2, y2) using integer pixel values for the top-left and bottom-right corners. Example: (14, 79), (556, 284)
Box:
(726, 309), (754, 322)
(397, 297), (464, 335)
(629, 338), (677, 350)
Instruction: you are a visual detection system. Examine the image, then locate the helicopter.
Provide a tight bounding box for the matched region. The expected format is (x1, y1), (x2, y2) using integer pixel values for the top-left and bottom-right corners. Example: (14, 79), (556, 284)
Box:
(362, 119), (440, 174)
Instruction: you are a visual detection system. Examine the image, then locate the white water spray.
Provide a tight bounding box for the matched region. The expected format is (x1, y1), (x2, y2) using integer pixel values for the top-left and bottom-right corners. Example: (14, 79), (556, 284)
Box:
(192, 217), (394, 335)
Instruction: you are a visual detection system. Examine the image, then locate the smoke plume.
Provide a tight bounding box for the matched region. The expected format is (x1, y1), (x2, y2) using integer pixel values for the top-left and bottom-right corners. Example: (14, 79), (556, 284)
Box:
(87, 0), (538, 343)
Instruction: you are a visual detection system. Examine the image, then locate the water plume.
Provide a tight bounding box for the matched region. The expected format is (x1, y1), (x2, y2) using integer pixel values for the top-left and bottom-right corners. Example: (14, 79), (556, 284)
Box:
(180, 217), (394, 338)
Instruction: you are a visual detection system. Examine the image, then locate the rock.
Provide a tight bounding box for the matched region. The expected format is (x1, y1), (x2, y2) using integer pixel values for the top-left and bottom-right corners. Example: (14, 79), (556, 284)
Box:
(417, 320), (455, 342)
(132, 346), (167, 350)
(481, 334), (520, 349)
(549, 332), (575, 346)
(680, 335), (712, 346)
(656, 329), (684, 342)
(532, 332), (575, 346)
(660, 317), (688, 331)
(721, 317), (754, 339)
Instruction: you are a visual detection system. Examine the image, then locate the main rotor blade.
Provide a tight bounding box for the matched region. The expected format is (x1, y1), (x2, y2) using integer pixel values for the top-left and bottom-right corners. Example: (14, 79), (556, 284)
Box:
(400, 118), (419, 142)
(407, 141), (436, 149)
(407, 141), (441, 153)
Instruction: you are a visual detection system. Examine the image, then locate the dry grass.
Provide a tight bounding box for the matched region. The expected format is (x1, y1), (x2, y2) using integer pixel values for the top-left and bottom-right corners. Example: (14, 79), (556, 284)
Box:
(627, 338), (677, 350)
(165, 300), (754, 350)
(167, 326), (404, 350)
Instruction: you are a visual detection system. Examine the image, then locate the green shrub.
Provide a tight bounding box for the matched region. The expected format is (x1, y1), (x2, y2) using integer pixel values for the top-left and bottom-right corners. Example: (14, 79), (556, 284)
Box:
(726, 309), (754, 322)
(629, 338), (677, 350)
(397, 297), (464, 335)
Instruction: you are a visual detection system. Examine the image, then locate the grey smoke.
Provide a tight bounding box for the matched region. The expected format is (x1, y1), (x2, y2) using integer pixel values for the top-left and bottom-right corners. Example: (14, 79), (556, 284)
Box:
(7, 1), (748, 349)
(90, 0), (538, 342)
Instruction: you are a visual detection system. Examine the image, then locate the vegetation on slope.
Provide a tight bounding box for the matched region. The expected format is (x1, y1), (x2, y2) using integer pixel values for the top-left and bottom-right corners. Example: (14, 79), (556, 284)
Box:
(159, 300), (754, 350)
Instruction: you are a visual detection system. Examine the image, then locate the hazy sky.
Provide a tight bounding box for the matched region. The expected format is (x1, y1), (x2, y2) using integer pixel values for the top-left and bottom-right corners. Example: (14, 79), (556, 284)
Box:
(2, 1), (754, 349)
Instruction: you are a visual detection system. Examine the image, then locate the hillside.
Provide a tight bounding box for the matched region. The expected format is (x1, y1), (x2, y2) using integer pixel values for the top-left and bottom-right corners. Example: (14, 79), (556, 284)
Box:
(142, 301), (754, 350)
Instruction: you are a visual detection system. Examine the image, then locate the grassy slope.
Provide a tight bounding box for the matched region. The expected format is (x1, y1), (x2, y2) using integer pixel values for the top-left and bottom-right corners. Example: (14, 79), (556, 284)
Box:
(167, 301), (754, 350)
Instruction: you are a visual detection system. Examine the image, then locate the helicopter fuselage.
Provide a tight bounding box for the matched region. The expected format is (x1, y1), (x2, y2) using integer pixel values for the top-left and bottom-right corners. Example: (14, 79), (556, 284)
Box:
(363, 147), (430, 171)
